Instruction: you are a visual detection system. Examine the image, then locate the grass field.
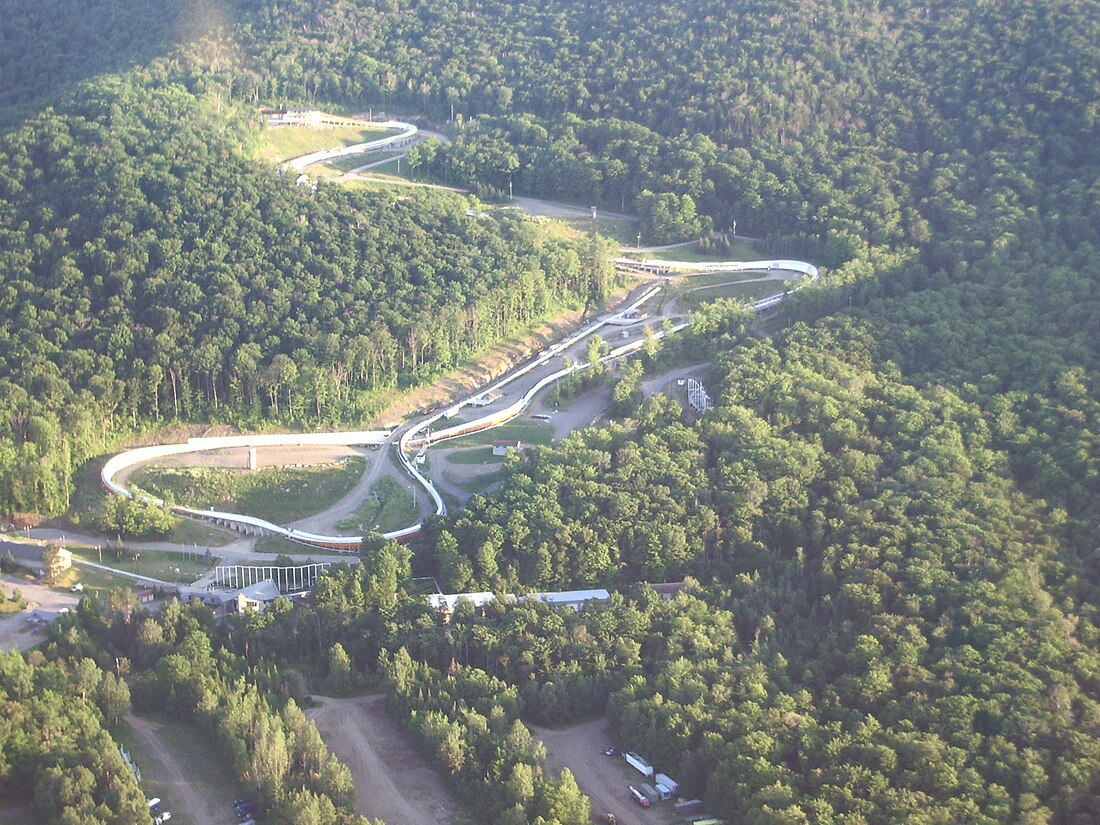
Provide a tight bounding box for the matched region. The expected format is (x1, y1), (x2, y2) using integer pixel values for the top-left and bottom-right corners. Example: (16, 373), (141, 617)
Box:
(257, 124), (399, 163)
(67, 546), (217, 584)
(675, 270), (771, 288)
(132, 458), (365, 524)
(443, 448), (507, 466)
(440, 420), (554, 449)
(622, 237), (761, 261)
(255, 535), (318, 555)
(679, 279), (798, 308)
(335, 476), (419, 535)
(327, 149), (405, 172)
(52, 562), (160, 596)
(445, 468), (506, 495)
(163, 516), (236, 548)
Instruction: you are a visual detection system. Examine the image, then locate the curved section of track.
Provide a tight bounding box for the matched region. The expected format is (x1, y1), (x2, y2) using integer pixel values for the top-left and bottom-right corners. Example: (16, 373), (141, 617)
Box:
(287, 120), (419, 171)
(102, 260), (817, 552)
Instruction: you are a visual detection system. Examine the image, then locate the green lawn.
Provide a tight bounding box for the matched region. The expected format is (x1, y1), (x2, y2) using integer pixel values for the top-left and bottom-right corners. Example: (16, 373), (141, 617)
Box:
(675, 270), (770, 288)
(52, 564), (155, 597)
(255, 535), (317, 555)
(163, 516), (236, 548)
(257, 124), (400, 163)
(327, 149), (405, 172)
(67, 546), (218, 585)
(439, 420), (554, 449)
(335, 475), (420, 535)
(446, 468), (506, 495)
(443, 448), (507, 466)
(131, 458), (365, 524)
(621, 237), (761, 261)
(117, 712), (245, 825)
(680, 279), (799, 308)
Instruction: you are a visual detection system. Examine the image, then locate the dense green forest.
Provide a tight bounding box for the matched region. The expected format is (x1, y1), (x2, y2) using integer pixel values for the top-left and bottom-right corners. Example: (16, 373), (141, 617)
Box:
(0, 73), (613, 516)
(3, 0), (1100, 822)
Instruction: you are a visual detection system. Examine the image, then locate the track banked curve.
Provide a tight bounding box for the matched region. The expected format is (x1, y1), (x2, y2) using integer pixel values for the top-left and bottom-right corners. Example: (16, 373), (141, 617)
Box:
(101, 259), (817, 551)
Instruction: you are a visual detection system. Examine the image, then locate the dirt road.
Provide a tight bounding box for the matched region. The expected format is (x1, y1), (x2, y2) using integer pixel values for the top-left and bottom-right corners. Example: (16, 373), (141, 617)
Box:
(288, 447), (417, 535)
(308, 694), (455, 825)
(127, 713), (223, 825)
(532, 717), (673, 825)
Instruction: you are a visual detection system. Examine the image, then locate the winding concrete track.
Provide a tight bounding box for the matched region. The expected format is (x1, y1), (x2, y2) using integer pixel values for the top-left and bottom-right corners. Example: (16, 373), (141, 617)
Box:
(287, 120), (418, 171)
(100, 258), (817, 554)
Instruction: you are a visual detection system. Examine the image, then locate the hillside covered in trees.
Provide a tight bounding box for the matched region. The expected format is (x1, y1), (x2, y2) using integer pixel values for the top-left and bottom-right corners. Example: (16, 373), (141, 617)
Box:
(3, 0), (1100, 823)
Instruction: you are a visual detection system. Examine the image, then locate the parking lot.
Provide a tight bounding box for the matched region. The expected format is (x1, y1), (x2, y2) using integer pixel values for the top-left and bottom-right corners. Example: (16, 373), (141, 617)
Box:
(531, 717), (688, 825)
(0, 573), (82, 652)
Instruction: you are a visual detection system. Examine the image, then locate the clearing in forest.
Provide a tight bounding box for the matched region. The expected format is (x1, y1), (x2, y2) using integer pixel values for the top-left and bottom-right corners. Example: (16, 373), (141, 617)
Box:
(307, 694), (455, 825)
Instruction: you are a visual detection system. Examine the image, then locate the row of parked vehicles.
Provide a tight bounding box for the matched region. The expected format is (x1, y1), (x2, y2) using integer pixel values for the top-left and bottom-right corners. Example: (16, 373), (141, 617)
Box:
(612, 748), (720, 822)
(234, 798), (257, 823)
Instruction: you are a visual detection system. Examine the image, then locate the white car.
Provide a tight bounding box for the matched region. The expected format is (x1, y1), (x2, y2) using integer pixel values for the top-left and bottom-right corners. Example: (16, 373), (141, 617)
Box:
(70, 583), (84, 592)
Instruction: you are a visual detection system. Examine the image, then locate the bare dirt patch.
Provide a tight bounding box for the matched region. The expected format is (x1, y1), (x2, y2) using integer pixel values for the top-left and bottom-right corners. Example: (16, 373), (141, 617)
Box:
(126, 713), (230, 825)
(0, 573), (82, 653)
(531, 717), (676, 825)
(307, 694), (455, 825)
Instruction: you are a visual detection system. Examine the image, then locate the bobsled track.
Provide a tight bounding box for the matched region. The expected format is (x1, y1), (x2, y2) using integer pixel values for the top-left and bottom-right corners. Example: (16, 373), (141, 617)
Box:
(286, 120), (418, 171)
(101, 259), (818, 552)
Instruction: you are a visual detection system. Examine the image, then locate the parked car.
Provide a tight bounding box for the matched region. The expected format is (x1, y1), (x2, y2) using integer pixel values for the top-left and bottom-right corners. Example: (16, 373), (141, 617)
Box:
(233, 799), (256, 820)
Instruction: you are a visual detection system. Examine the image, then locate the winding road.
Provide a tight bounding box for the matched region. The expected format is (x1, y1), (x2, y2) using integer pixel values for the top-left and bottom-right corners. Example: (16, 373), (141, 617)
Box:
(99, 257), (817, 553)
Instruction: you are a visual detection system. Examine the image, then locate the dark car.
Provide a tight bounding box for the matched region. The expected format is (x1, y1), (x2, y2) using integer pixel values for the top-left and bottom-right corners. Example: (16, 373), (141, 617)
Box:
(233, 799), (256, 820)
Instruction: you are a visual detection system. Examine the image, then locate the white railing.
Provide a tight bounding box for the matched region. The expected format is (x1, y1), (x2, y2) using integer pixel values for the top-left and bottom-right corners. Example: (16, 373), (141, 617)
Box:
(100, 262), (816, 551)
(287, 121), (418, 171)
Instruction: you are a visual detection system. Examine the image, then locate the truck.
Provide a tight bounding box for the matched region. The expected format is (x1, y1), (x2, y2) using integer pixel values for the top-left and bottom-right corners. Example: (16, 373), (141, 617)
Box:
(628, 785), (651, 809)
(623, 751), (654, 777)
(655, 773), (680, 795)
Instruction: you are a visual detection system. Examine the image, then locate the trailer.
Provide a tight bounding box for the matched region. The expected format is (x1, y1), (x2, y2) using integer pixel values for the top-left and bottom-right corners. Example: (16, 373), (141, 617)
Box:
(623, 751), (654, 777)
(655, 773), (680, 795)
(654, 783), (673, 801)
(639, 782), (660, 803)
(675, 798), (705, 816)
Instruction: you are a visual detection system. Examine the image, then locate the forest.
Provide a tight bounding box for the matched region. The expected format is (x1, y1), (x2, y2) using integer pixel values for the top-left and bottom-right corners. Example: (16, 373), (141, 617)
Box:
(0, 71), (614, 516)
(2, 0), (1100, 822)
